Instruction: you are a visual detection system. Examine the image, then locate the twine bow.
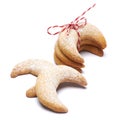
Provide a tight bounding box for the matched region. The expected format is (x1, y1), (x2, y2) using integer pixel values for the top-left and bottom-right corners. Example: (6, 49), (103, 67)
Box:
(47, 3), (96, 50)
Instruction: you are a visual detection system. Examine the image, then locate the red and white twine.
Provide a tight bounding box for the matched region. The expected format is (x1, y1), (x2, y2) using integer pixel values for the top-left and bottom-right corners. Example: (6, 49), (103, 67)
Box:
(47, 3), (96, 50)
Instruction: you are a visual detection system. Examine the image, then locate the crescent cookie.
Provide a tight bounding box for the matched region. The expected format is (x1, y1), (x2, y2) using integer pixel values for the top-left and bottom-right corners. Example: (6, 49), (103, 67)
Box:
(54, 23), (107, 71)
(11, 59), (87, 113)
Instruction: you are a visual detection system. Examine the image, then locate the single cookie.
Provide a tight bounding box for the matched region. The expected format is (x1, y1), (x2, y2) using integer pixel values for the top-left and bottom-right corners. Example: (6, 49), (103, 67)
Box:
(11, 59), (87, 113)
(58, 29), (84, 64)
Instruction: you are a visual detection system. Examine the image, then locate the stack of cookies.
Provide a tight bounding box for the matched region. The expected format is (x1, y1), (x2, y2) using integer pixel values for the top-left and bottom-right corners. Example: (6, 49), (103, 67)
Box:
(54, 23), (107, 72)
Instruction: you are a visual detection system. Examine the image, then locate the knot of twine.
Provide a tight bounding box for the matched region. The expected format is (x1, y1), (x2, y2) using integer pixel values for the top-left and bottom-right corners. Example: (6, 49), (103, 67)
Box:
(47, 3), (96, 50)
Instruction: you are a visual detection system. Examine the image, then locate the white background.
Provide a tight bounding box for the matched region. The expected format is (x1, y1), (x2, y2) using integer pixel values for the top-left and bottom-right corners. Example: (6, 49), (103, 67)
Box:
(0, 0), (120, 119)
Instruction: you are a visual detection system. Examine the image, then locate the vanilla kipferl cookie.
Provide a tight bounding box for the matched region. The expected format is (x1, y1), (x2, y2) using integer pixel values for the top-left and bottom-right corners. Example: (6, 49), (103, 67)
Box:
(11, 59), (87, 113)
(54, 23), (107, 71)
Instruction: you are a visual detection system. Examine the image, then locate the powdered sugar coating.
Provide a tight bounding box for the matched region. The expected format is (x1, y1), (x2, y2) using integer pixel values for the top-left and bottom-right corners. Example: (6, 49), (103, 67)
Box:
(11, 59), (87, 113)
